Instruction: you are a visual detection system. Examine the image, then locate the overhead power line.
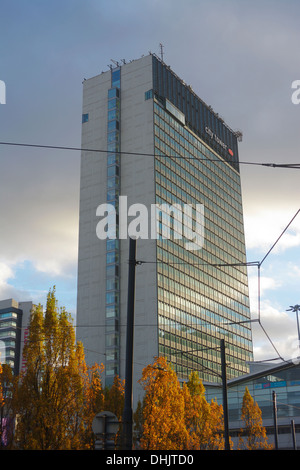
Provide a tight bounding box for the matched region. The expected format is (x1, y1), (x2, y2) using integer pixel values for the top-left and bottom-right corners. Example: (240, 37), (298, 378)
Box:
(1, 141), (300, 169)
(2, 142), (299, 367)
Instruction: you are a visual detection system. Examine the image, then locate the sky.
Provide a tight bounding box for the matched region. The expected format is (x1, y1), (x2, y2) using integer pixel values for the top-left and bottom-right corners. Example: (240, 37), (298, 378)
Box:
(0, 0), (300, 364)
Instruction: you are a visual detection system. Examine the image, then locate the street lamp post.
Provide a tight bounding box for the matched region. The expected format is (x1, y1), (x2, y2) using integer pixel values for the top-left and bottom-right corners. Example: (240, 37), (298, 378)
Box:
(286, 304), (300, 343)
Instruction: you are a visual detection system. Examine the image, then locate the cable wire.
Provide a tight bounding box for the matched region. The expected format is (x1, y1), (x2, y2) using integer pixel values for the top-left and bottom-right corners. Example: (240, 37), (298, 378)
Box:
(1, 140), (300, 169)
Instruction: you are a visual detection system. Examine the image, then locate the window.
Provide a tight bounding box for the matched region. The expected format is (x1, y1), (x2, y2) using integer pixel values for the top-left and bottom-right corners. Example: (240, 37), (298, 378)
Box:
(106, 251), (118, 265)
(106, 333), (119, 348)
(112, 68), (121, 88)
(108, 120), (119, 132)
(108, 87), (120, 99)
(107, 165), (119, 177)
(107, 153), (118, 166)
(145, 89), (153, 100)
(106, 291), (118, 305)
(82, 113), (89, 123)
(108, 99), (119, 110)
(106, 264), (118, 278)
(108, 109), (119, 121)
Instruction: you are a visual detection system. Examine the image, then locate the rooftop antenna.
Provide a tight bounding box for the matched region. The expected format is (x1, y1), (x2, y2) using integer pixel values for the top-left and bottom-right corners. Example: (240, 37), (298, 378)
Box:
(159, 43), (164, 62)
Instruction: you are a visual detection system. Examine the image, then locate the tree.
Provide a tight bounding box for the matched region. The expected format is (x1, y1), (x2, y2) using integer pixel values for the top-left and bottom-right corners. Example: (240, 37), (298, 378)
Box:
(68, 341), (105, 449)
(138, 356), (189, 450)
(103, 375), (125, 448)
(13, 287), (104, 450)
(104, 375), (125, 420)
(238, 387), (271, 450)
(0, 364), (16, 448)
(0, 363), (3, 446)
(183, 371), (210, 449)
(184, 371), (225, 450)
(133, 399), (144, 447)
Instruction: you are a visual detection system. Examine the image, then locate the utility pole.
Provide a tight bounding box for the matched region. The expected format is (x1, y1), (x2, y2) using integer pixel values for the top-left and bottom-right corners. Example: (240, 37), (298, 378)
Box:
(291, 419), (297, 450)
(122, 237), (137, 450)
(286, 305), (300, 344)
(272, 391), (279, 450)
(220, 339), (230, 450)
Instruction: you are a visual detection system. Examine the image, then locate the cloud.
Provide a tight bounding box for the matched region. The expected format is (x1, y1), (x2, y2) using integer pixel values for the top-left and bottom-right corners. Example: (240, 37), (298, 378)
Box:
(244, 207), (300, 254)
(1, 0), (300, 365)
(246, 260), (300, 362)
(0, 262), (14, 290)
(0, 261), (28, 300)
(0, 146), (79, 279)
(251, 301), (299, 361)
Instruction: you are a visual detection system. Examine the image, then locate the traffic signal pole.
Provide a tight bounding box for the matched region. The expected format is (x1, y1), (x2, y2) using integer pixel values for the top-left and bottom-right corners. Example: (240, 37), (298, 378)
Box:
(122, 238), (137, 450)
(221, 339), (230, 450)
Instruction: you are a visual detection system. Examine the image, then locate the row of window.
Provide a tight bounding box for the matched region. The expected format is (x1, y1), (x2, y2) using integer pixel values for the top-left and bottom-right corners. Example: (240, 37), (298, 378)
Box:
(0, 320), (17, 329)
(155, 160), (244, 233)
(154, 155), (244, 233)
(156, 184), (245, 262)
(157, 269), (250, 318)
(157, 285), (251, 330)
(151, 66), (239, 171)
(158, 342), (249, 382)
(105, 69), (121, 383)
(155, 155), (244, 222)
(0, 330), (16, 338)
(0, 312), (18, 319)
(154, 99), (252, 382)
(158, 324), (251, 362)
(154, 102), (240, 186)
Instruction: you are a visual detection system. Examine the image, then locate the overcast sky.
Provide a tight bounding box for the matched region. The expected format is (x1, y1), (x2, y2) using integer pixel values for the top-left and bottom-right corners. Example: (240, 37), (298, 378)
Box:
(1, 0), (300, 363)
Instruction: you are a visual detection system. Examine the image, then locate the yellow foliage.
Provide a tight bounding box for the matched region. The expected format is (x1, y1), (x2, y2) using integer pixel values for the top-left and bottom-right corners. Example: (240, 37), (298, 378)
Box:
(238, 387), (272, 450)
(138, 358), (226, 450)
(13, 287), (105, 450)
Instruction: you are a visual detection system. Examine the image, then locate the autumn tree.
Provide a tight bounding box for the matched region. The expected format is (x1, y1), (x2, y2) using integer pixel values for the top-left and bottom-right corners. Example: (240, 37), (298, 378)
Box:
(183, 371), (210, 448)
(13, 287), (104, 450)
(183, 371), (226, 450)
(0, 363), (3, 447)
(133, 399), (144, 447)
(138, 356), (189, 450)
(68, 341), (105, 449)
(0, 363), (16, 448)
(204, 398), (227, 450)
(238, 387), (272, 450)
(104, 375), (125, 420)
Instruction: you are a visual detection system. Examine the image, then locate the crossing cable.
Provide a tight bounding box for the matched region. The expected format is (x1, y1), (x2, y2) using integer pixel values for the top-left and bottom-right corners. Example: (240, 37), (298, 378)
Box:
(3, 141), (299, 363)
(1, 140), (300, 168)
(135, 209), (300, 363)
(255, 208), (300, 361)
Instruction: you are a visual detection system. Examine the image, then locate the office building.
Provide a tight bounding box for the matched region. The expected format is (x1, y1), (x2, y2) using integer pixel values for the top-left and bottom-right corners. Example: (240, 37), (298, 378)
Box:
(0, 299), (33, 375)
(76, 54), (253, 399)
(205, 359), (300, 449)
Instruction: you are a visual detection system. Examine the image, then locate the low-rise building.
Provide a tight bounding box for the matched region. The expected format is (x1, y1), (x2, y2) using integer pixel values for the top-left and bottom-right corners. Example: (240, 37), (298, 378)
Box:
(205, 359), (300, 449)
(0, 299), (34, 375)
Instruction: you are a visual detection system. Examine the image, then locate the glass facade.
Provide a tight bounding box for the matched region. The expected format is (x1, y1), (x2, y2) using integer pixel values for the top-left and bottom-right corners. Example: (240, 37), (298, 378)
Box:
(152, 56), (240, 172)
(105, 68), (121, 385)
(0, 309), (22, 374)
(206, 362), (300, 422)
(152, 63), (253, 382)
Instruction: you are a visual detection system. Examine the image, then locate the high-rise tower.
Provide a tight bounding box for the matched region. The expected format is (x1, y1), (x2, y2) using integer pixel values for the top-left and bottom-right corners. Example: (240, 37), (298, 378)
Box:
(76, 54), (253, 399)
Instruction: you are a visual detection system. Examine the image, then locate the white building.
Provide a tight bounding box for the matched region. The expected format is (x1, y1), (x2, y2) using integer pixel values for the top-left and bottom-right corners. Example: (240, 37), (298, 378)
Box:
(76, 54), (252, 403)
